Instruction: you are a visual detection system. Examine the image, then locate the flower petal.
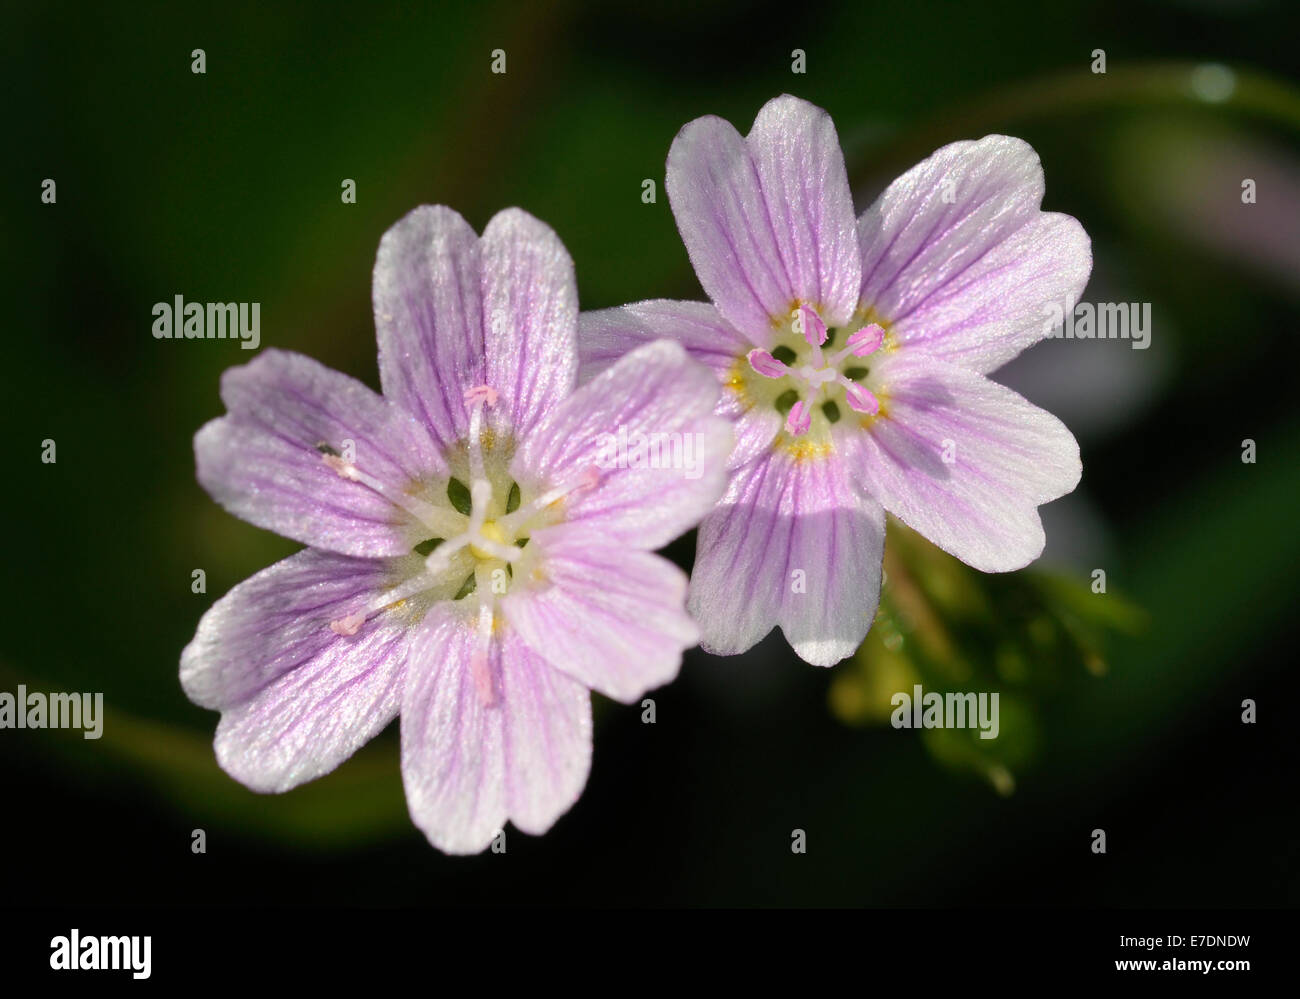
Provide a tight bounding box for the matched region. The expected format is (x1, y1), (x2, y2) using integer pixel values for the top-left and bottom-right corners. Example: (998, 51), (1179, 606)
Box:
(194, 349), (449, 557)
(577, 299), (782, 468)
(726, 405), (785, 472)
(400, 605), (591, 853)
(503, 526), (697, 702)
(843, 354), (1082, 572)
(577, 299), (748, 385)
(183, 550), (415, 792)
(688, 448), (886, 666)
(857, 135), (1092, 373)
(480, 208), (578, 438)
(497, 629), (593, 837)
(667, 95), (861, 342)
(513, 339), (732, 550)
(373, 205), (486, 450)
(181, 548), (416, 709)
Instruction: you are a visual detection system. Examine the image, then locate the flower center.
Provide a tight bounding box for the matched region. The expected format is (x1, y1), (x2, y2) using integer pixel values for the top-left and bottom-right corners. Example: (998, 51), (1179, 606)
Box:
(317, 384), (600, 706)
(468, 519), (511, 559)
(747, 305), (884, 437)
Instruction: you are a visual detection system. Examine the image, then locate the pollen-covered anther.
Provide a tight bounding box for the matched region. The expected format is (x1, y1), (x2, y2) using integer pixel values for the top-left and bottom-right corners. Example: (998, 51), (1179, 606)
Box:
(832, 323), (885, 363)
(322, 454), (361, 480)
(798, 304), (828, 347)
(843, 380), (880, 415)
(748, 348), (788, 379)
(463, 384), (499, 407)
(786, 399), (813, 436)
(575, 466), (601, 492)
(329, 612), (366, 637)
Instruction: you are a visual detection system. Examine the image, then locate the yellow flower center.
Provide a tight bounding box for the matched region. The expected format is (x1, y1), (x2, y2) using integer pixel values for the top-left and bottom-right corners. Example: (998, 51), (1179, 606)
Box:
(469, 519), (511, 560)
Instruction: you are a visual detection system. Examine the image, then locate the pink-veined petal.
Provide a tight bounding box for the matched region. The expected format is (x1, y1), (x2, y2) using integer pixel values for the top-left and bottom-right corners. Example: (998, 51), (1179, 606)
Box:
(577, 300), (782, 468)
(513, 339), (731, 550)
(688, 447), (886, 666)
(578, 299), (750, 385)
(184, 551), (417, 792)
(373, 205), (486, 450)
(194, 349), (447, 557)
(400, 605), (591, 854)
(503, 526), (697, 702)
(480, 208), (578, 437)
(843, 353), (1081, 572)
(667, 95), (861, 342)
(857, 135), (1091, 373)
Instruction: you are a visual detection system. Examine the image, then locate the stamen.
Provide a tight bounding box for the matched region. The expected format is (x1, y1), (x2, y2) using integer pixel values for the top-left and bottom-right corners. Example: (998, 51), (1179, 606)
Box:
(321, 453), (459, 534)
(786, 399), (812, 436)
(499, 466), (600, 533)
(463, 385), (496, 496)
(468, 479), (493, 531)
(748, 348), (788, 379)
(354, 546), (469, 618)
(324, 385), (529, 649)
(326, 516), (526, 640)
(322, 454), (358, 479)
(829, 323), (885, 365)
(329, 612), (366, 637)
(424, 535), (474, 577)
(463, 385), (498, 407)
(841, 378), (880, 415)
(798, 305), (827, 348)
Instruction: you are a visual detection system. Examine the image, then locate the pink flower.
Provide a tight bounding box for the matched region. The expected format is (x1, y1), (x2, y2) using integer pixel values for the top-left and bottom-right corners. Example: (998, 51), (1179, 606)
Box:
(182, 206), (730, 852)
(580, 96), (1089, 666)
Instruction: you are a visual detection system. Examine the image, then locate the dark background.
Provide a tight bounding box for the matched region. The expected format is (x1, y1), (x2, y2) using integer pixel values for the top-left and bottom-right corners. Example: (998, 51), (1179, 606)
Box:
(3, 0), (1298, 906)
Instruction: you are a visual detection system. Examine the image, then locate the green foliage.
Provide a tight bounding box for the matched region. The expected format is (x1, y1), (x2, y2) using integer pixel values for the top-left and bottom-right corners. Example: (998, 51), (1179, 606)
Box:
(830, 521), (1145, 794)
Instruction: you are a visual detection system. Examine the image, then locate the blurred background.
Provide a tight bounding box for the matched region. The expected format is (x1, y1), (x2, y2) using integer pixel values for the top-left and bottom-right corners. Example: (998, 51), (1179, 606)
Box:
(4, 0), (1298, 906)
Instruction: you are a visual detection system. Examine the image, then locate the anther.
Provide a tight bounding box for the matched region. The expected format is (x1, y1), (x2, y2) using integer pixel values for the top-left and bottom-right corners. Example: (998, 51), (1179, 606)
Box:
(830, 323), (885, 364)
(798, 305), (828, 348)
(328, 612), (366, 637)
(786, 399), (813, 436)
(841, 380), (880, 415)
(463, 385), (499, 407)
(748, 348), (789, 379)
